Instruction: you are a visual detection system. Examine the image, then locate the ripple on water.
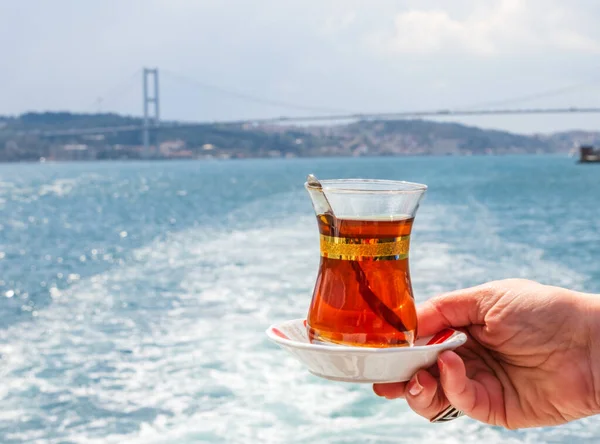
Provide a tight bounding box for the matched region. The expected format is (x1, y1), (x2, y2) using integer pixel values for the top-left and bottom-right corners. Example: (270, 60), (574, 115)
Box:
(0, 158), (598, 443)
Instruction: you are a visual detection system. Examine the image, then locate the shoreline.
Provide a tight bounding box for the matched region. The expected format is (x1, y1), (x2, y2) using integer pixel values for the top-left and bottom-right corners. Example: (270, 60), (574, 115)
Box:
(0, 151), (575, 166)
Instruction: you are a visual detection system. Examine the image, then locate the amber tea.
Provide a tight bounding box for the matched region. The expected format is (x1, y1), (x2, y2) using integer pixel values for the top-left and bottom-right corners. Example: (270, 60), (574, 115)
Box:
(307, 214), (418, 347)
(304, 177), (426, 348)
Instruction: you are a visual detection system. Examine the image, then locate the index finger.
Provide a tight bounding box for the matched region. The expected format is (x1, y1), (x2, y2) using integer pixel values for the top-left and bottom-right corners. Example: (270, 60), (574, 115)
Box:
(416, 283), (502, 337)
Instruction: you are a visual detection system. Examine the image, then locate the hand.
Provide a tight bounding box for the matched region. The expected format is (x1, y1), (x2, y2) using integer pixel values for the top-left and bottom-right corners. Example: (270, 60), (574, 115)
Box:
(373, 278), (600, 429)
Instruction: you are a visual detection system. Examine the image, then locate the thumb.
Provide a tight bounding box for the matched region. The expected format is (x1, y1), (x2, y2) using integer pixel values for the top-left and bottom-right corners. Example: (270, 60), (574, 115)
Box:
(417, 283), (502, 337)
(437, 350), (493, 424)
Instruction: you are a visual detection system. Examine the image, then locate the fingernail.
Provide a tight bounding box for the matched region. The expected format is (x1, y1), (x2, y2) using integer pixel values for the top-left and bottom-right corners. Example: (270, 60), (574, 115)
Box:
(407, 374), (423, 397)
(438, 354), (447, 373)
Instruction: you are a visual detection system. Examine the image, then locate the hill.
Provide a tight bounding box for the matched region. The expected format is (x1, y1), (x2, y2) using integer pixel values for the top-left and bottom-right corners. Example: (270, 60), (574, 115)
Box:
(0, 112), (598, 161)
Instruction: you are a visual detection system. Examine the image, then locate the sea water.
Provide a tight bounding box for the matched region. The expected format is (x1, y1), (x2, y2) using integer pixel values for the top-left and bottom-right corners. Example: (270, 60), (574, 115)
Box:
(0, 155), (598, 443)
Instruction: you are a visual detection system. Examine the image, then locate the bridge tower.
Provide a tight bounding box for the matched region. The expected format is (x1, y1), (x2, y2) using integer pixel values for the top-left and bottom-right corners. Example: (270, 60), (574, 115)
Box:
(142, 68), (160, 156)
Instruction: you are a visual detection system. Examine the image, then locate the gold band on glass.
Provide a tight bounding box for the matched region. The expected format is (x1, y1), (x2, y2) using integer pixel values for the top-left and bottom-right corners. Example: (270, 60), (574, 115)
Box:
(319, 234), (410, 261)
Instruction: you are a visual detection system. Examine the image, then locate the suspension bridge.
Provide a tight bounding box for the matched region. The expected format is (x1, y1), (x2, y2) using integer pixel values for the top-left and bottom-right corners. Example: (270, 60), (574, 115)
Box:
(5, 67), (600, 154)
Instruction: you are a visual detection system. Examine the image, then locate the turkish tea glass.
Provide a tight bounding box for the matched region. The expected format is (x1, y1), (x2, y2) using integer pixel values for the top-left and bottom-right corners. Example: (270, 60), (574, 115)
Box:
(305, 179), (427, 348)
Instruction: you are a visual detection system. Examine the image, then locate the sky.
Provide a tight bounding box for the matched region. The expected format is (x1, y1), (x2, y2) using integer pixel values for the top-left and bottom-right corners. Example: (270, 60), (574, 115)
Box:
(2, 0), (600, 134)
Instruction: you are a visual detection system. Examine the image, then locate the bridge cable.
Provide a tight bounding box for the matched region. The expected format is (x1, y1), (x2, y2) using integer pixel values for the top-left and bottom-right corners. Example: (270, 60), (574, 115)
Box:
(161, 68), (357, 115)
(86, 69), (142, 112)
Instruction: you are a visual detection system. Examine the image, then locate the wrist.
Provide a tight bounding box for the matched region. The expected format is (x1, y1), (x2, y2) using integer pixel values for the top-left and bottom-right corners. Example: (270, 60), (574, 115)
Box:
(578, 291), (600, 415)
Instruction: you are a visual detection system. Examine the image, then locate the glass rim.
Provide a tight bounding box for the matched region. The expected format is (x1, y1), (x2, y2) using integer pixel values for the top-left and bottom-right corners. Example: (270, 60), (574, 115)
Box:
(304, 178), (427, 194)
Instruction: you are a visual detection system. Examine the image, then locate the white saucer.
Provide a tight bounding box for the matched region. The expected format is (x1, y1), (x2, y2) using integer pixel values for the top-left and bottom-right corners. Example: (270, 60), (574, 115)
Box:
(266, 319), (467, 383)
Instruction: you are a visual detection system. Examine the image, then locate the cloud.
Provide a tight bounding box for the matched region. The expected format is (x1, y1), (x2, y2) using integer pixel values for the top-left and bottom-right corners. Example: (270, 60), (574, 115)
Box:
(322, 11), (357, 35)
(368, 0), (600, 56)
(2, 0), (600, 133)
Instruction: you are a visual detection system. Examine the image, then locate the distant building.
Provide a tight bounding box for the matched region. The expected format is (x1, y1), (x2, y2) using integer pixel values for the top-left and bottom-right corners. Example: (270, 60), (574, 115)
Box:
(50, 144), (96, 161)
(159, 139), (186, 156)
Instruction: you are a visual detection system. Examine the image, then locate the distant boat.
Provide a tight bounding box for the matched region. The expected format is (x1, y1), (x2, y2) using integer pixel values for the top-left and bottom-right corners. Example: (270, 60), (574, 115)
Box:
(578, 145), (600, 163)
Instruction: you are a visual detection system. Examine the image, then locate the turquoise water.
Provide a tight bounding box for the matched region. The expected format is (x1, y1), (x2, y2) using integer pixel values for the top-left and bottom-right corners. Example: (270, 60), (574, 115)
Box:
(0, 155), (599, 443)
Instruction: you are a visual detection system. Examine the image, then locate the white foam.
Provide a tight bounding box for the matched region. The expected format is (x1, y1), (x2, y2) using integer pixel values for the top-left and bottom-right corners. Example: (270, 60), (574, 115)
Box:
(0, 198), (594, 443)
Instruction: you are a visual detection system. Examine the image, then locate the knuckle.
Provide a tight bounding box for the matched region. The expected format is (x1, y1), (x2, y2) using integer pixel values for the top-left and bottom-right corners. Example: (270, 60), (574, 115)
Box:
(494, 278), (535, 288)
(407, 398), (436, 419)
(478, 278), (537, 300)
(475, 283), (498, 299)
